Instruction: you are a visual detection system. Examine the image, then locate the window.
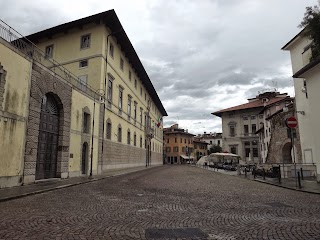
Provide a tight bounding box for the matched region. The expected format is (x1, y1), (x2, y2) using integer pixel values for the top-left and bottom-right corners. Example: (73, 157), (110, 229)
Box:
(243, 116), (248, 120)
(107, 76), (113, 102)
(175, 138), (177, 143)
(251, 124), (256, 133)
(251, 115), (256, 120)
(140, 87), (142, 96)
(244, 125), (249, 135)
(140, 108), (143, 123)
(79, 59), (88, 68)
(119, 87), (123, 110)
(230, 125), (235, 136)
(217, 140), (220, 145)
(245, 148), (250, 157)
(133, 102), (137, 120)
(134, 133), (137, 146)
(127, 95), (132, 117)
(167, 139), (169, 143)
(134, 79), (137, 89)
(129, 70), (132, 81)
(259, 114), (263, 119)
(81, 34), (90, 49)
(244, 141), (250, 146)
(127, 130), (131, 145)
(182, 147), (186, 152)
(266, 129), (268, 137)
(253, 148), (258, 157)
(120, 57), (124, 71)
(109, 43), (114, 58)
(210, 141), (212, 144)
(140, 136), (142, 148)
(230, 146), (237, 154)
(185, 139), (186, 144)
(303, 79), (308, 98)
(166, 147), (171, 152)
(180, 138), (182, 143)
(173, 146), (178, 152)
(106, 121), (112, 140)
(83, 112), (90, 133)
(78, 75), (87, 91)
(118, 126), (122, 142)
(45, 45), (53, 58)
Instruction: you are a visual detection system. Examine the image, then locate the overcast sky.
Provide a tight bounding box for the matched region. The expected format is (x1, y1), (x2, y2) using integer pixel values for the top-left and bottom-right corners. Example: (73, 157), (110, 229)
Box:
(1, 0), (318, 134)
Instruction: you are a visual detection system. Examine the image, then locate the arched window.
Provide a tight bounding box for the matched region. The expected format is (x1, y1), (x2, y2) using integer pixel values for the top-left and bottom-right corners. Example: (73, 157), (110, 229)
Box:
(134, 132), (137, 146)
(127, 129), (131, 145)
(117, 125), (122, 143)
(106, 118), (112, 140)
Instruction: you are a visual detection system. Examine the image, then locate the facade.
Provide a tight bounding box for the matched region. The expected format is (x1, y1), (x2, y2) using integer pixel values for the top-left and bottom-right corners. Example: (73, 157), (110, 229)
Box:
(212, 92), (291, 164)
(193, 138), (209, 160)
(282, 29), (320, 181)
(255, 93), (293, 163)
(0, 10), (167, 188)
(163, 124), (195, 164)
(199, 132), (223, 150)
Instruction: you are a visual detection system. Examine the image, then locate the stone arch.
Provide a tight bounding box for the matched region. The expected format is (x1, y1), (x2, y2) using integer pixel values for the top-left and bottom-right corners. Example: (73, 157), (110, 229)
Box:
(23, 65), (72, 184)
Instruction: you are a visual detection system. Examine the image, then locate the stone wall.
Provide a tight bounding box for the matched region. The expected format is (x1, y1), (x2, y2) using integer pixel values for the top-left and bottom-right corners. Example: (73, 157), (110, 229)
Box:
(267, 109), (302, 164)
(102, 139), (162, 170)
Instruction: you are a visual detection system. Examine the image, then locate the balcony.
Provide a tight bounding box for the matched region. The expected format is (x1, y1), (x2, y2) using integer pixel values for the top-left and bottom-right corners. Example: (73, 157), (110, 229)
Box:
(145, 126), (154, 139)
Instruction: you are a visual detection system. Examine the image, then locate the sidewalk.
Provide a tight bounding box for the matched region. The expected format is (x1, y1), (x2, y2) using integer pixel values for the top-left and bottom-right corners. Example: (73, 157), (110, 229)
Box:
(198, 165), (320, 194)
(0, 165), (159, 202)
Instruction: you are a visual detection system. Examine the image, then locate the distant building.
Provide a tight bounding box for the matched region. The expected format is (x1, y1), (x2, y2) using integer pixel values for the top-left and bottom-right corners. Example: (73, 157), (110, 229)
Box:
(212, 92), (292, 164)
(199, 132), (223, 150)
(163, 124), (195, 164)
(193, 137), (209, 160)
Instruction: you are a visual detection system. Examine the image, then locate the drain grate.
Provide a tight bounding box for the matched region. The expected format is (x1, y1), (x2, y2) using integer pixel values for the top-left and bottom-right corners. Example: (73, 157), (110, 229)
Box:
(145, 228), (207, 239)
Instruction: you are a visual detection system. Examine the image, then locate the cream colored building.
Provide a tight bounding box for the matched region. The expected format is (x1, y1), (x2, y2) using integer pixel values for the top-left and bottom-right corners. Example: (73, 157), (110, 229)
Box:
(282, 30), (320, 181)
(212, 92), (290, 164)
(0, 10), (167, 188)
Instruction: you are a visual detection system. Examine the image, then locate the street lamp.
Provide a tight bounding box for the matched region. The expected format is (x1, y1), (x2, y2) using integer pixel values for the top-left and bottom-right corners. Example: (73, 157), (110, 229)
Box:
(89, 89), (105, 179)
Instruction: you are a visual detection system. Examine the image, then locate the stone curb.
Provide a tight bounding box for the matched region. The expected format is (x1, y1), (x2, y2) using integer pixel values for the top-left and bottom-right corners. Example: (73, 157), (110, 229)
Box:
(197, 165), (320, 195)
(254, 179), (320, 195)
(0, 166), (159, 203)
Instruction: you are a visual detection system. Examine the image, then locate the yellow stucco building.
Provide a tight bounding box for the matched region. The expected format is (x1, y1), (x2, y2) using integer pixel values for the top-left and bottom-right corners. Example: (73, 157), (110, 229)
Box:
(0, 10), (167, 188)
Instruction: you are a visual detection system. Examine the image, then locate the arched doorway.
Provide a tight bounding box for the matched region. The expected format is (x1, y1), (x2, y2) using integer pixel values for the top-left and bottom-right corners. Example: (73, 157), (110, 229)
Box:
(82, 142), (88, 174)
(282, 142), (292, 164)
(36, 94), (60, 180)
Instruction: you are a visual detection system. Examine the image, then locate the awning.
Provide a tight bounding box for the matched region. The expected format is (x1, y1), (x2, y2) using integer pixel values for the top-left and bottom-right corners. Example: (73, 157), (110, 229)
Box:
(180, 155), (194, 159)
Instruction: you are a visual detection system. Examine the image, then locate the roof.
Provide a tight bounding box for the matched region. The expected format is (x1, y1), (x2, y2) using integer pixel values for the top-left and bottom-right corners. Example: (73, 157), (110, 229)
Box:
(255, 126), (264, 134)
(24, 10), (167, 116)
(281, 28), (305, 50)
(193, 140), (209, 144)
(212, 96), (289, 117)
(293, 57), (320, 78)
(164, 131), (195, 137)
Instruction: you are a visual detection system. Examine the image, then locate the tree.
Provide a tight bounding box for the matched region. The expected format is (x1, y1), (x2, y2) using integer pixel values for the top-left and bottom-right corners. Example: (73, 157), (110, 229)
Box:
(299, 3), (320, 61)
(209, 144), (222, 154)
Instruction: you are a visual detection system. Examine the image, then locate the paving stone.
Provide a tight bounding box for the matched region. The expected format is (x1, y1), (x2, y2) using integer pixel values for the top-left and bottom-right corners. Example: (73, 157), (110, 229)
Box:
(0, 165), (320, 239)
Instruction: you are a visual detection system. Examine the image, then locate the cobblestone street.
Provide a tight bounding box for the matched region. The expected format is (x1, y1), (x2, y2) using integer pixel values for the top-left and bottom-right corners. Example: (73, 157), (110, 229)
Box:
(1, 165), (320, 240)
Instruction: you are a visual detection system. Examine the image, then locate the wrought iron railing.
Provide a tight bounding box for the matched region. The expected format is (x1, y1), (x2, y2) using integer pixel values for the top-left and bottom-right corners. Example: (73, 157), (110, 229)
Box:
(0, 19), (100, 100)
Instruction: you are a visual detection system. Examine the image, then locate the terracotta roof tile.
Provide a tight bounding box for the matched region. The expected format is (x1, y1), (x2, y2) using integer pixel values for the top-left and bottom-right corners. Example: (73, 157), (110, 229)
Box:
(212, 96), (289, 117)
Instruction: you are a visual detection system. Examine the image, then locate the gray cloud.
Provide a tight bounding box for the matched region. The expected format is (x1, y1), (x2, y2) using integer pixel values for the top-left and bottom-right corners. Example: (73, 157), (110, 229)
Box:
(0, 0), (317, 134)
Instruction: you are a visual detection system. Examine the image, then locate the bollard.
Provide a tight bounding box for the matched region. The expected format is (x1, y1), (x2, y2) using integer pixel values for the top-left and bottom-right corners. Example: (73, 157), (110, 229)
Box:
(297, 172), (302, 189)
(263, 169), (266, 180)
(300, 168), (304, 180)
(278, 165), (281, 183)
(245, 167), (247, 178)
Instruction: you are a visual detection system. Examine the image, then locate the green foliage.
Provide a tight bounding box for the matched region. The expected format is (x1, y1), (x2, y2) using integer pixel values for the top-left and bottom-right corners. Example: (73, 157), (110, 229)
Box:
(299, 4), (320, 61)
(209, 144), (222, 154)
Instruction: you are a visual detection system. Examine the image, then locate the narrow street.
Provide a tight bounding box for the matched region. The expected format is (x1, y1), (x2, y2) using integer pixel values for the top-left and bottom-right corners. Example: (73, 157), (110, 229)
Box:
(1, 165), (320, 240)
